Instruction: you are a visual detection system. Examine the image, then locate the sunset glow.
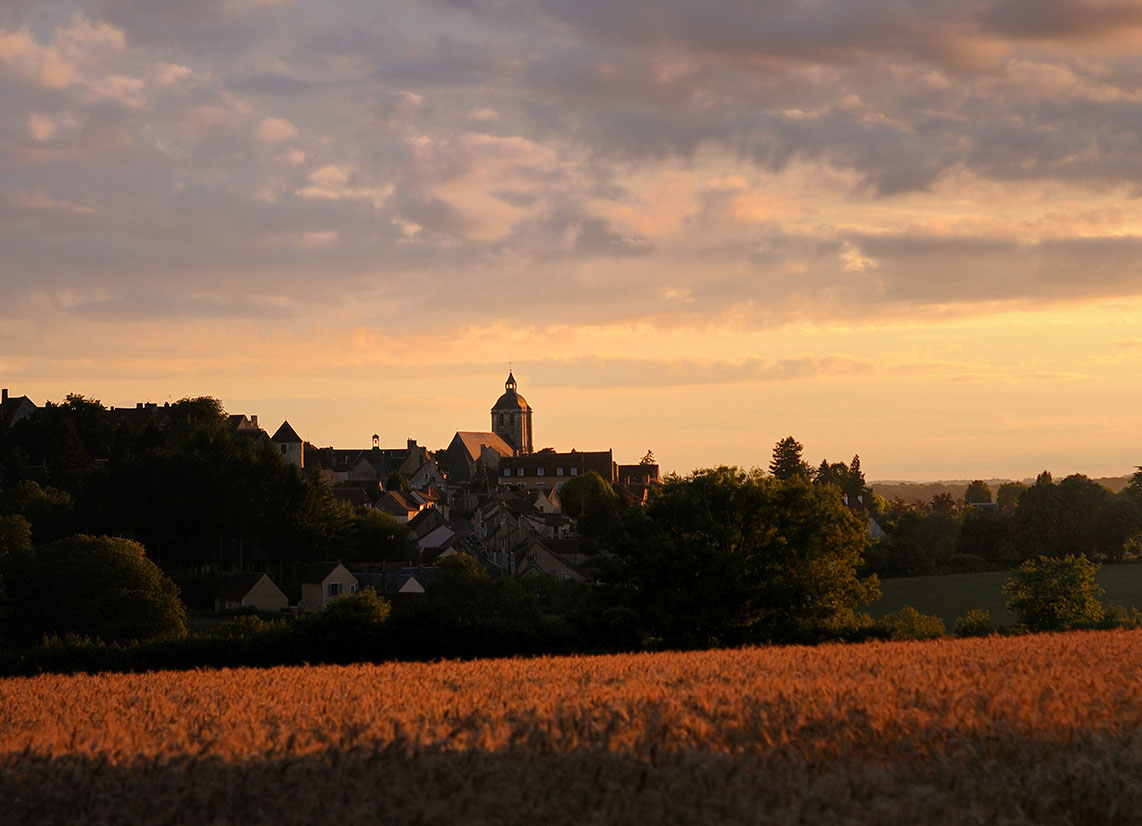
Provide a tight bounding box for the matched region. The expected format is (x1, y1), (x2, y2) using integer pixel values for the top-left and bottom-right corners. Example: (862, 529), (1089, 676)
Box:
(6, 1), (1142, 479)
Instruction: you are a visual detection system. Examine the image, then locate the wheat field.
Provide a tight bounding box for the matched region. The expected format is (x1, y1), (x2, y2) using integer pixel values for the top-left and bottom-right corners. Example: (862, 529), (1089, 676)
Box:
(2, 630), (1140, 825)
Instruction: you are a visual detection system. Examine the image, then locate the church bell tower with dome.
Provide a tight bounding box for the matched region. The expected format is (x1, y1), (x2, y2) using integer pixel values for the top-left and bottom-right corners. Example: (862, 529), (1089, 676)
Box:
(491, 371), (533, 455)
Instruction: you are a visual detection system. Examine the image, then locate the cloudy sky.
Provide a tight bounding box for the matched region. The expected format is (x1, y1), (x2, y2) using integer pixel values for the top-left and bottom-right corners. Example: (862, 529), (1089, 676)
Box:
(5, 0), (1142, 480)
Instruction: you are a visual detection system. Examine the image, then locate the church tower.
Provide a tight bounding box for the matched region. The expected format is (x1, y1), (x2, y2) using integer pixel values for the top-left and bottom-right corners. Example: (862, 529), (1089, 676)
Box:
(491, 371), (533, 455)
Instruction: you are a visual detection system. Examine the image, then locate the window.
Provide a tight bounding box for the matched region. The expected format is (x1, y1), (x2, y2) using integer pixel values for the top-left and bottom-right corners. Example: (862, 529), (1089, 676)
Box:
(556, 467), (564, 477)
(350, 584), (357, 594)
(328, 582), (341, 597)
(280, 445), (288, 455)
(537, 467), (544, 476)
(503, 467), (511, 476)
(517, 468), (524, 476)
(570, 467), (578, 476)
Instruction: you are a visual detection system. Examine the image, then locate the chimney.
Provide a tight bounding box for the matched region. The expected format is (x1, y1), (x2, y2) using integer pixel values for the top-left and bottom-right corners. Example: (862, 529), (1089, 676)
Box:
(1, 389), (7, 404)
(251, 415), (258, 428)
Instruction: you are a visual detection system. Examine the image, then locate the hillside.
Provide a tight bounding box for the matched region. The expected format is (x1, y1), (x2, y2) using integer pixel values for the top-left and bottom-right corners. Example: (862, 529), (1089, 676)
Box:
(871, 475), (1132, 502)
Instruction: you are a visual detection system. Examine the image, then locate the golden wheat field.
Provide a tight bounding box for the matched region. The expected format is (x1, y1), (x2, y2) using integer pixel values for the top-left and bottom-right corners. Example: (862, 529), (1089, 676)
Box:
(2, 630), (1141, 826)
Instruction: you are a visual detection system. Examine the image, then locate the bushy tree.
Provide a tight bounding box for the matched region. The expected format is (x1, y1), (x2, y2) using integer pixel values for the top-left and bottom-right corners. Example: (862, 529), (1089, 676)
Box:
(0, 481), (74, 545)
(558, 470), (619, 539)
(875, 605), (945, 640)
(964, 480), (992, 504)
(606, 468), (879, 646)
(1002, 473), (1116, 562)
(7, 534), (186, 646)
(347, 509), (417, 563)
(953, 608), (993, 637)
(996, 481), (1027, 513)
(1003, 554), (1104, 632)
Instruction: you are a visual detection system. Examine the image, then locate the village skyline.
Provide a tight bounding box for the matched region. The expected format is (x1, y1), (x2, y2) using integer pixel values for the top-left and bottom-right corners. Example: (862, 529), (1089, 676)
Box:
(4, 374), (1138, 485)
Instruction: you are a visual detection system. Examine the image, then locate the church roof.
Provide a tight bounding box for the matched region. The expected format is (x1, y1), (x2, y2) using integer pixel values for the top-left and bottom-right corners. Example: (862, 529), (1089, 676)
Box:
(492, 390), (530, 411)
(452, 431), (515, 460)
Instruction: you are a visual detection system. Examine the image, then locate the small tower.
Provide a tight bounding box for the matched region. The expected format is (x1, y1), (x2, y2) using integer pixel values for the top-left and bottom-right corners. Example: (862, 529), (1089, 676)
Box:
(271, 421), (305, 468)
(491, 371), (533, 455)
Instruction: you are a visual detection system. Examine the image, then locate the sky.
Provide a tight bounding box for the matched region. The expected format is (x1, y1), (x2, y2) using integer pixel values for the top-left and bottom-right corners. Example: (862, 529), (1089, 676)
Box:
(4, 0), (1142, 481)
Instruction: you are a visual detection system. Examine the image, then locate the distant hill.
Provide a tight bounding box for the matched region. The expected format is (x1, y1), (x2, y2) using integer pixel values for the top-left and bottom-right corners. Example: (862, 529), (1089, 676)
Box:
(870, 475), (1132, 504)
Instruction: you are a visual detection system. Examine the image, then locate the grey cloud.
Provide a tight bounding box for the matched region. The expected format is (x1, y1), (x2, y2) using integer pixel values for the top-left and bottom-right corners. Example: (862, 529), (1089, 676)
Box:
(498, 207), (654, 259)
(981, 0), (1142, 39)
(62, 289), (299, 321)
(847, 233), (1142, 305)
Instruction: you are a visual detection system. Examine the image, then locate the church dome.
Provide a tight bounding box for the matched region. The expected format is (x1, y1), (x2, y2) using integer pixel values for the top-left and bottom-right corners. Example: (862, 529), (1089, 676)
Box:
(492, 371), (531, 411)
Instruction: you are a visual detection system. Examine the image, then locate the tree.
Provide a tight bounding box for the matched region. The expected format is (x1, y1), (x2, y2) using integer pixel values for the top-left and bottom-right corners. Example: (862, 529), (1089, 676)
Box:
(347, 509), (417, 563)
(385, 471), (409, 492)
(639, 450), (656, 466)
(930, 492), (956, 516)
(558, 471), (620, 539)
(769, 437), (810, 481)
(606, 468), (879, 646)
(0, 481), (75, 545)
(813, 455), (869, 501)
(1003, 554), (1104, 632)
(996, 481), (1027, 513)
(964, 480), (992, 504)
(1002, 473), (1115, 563)
(8, 534), (187, 646)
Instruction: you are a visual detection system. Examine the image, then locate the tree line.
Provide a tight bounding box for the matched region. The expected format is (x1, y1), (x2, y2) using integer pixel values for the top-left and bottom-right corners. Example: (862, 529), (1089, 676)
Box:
(1, 405), (1138, 674)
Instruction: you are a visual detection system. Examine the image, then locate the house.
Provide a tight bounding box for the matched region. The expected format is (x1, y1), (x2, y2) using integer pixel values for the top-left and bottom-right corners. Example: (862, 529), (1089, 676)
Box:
(299, 562), (359, 612)
(332, 486), (374, 508)
(407, 506), (449, 541)
(513, 536), (588, 582)
(216, 572), (289, 613)
(353, 564), (436, 598)
(498, 449), (616, 492)
(0, 389), (37, 429)
(374, 490), (423, 522)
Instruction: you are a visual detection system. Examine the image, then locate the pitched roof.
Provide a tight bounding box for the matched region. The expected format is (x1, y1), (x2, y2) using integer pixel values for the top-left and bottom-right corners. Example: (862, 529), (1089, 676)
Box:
(220, 572), (269, 602)
(453, 431), (514, 460)
(300, 562), (348, 584)
(272, 421), (302, 443)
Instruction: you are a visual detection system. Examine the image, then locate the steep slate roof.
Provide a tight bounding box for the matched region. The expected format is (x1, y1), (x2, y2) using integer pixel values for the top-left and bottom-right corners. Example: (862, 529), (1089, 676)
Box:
(300, 562), (344, 584)
(454, 431), (514, 460)
(220, 572), (270, 602)
(0, 394), (37, 428)
(332, 487), (373, 507)
(272, 421), (302, 443)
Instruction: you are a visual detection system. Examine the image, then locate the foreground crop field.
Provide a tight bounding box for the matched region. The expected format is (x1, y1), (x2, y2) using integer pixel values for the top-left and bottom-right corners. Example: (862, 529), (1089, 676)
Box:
(2, 631), (1141, 825)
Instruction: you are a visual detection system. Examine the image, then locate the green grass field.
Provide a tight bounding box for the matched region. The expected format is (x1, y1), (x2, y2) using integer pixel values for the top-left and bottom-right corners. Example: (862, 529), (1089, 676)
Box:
(871, 563), (1142, 629)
